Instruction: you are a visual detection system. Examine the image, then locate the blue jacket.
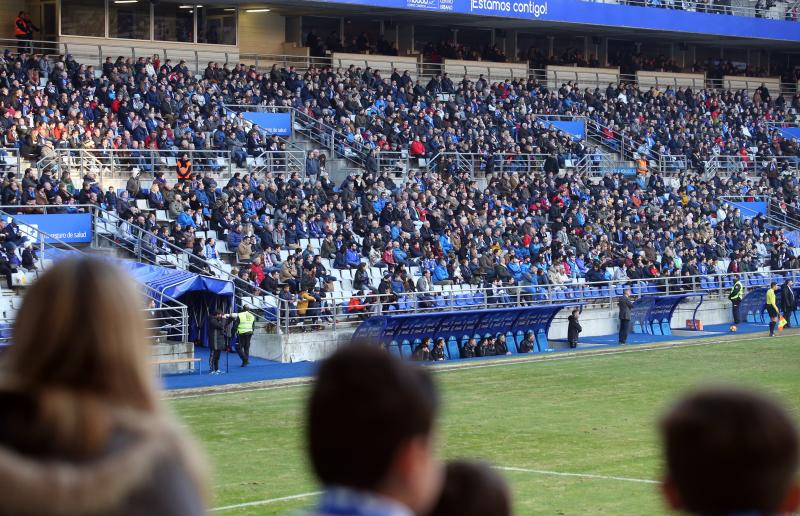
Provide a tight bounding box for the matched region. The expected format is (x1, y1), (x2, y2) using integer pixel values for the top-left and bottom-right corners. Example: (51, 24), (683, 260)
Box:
(433, 265), (449, 282)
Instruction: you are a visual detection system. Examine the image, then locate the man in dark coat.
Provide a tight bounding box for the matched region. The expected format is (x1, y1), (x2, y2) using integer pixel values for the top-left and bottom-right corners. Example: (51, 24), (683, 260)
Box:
(208, 310), (226, 374)
(618, 288), (634, 345)
(567, 309), (582, 348)
(781, 279), (796, 329)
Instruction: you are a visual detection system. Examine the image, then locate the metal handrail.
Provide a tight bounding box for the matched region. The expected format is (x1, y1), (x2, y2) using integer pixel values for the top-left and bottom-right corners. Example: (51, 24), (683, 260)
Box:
(44, 148), (234, 181)
(0, 148), (22, 176)
(92, 207), (283, 332)
(0, 38), (235, 76)
(275, 266), (799, 331)
(0, 206), (189, 341)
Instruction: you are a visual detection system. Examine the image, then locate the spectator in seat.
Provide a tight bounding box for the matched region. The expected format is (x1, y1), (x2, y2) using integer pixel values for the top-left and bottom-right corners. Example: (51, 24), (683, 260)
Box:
(495, 334), (512, 355)
(412, 337), (432, 361)
(433, 259), (452, 286)
(21, 241), (37, 271)
(431, 338), (447, 361)
(0, 257), (208, 515)
(347, 291), (368, 318)
(461, 338), (478, 358)
(148, 183), (165, 210)
(236, 235), (253, 263)
(660, 387), (799, 516)
(409, 136), (426, 158)
(260, 270), (281, 295)
(352, 263), (372, 292)
(518, 331), (536, 353)
(345, 243), (361, 269)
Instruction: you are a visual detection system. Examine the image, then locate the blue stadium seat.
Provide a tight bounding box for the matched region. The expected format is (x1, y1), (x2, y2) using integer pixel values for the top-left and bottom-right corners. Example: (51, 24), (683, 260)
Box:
(505, 332), (517, 354)
(400, 340), (413, 358)
(446, 337), (460, 360)
(387, 342), (402, 358)
(535, 329), (549, 351)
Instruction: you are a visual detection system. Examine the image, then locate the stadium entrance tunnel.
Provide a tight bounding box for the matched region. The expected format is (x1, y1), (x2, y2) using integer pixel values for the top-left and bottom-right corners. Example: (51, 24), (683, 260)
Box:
(351, 303), (583, 359)
(630, 294), (704, 336)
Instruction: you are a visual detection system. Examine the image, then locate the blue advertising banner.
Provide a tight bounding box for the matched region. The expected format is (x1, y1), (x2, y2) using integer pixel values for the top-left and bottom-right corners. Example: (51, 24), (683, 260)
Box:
(300, 0), (800, 41)
(542, 120), (585, 140)
(242, 112), (292, 136)
(8, 213), (93, 244)
(728, 201), (767, 219)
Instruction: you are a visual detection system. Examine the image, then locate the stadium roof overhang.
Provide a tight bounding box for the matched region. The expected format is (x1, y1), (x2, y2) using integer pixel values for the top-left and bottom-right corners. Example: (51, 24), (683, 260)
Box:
(222, 0), (800, 48)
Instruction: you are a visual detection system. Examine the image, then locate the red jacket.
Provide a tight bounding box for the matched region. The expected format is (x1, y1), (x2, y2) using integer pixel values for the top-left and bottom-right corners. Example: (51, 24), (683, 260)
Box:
(409, 140), (425, 157)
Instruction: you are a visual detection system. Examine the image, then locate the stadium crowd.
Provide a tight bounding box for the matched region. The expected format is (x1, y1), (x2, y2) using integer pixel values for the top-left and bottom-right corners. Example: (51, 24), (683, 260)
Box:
(0, 48), (799, 316)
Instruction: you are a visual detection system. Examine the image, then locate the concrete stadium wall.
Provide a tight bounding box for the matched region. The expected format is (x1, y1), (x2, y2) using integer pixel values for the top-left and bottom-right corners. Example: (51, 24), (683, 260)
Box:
(250, 299), (736, 363)
(1, 0), (27, 40)
(238, 10), (286, 56)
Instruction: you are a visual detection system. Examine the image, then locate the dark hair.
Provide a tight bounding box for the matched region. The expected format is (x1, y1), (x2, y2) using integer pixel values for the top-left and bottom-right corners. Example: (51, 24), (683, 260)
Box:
(661, 387), (799, 514)
(429, 460), (511, 516)
(307, 344), (438, 490)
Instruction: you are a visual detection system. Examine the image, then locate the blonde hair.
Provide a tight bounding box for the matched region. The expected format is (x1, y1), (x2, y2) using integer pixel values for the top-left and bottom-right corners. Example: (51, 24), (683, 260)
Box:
(2, 257), (160, 456)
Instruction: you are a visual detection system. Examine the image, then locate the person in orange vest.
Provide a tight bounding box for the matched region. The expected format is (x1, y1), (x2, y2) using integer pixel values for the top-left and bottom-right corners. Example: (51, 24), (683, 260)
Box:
(176, 153), (192, 182)
(14, 12), (27, 54)
(635, 155), (648, 176)
(21, 12), (39, 53)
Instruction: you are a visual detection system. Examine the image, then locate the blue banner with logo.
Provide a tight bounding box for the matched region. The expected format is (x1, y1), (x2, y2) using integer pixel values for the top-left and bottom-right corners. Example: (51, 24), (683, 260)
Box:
(242, 112), (292, 136)
(305, 0), (800, 41)
(8, 213), (93, 244)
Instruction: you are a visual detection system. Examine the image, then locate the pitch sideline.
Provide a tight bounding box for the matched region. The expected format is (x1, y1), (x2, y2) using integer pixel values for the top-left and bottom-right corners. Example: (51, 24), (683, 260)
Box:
(209, 465), (659, 511)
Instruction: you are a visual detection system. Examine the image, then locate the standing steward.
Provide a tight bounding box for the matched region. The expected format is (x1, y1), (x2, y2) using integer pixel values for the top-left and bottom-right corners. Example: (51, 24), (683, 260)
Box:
(227, 305), (256, 366)
(176, 153), (192, 183)
(728, 274), (744, 328)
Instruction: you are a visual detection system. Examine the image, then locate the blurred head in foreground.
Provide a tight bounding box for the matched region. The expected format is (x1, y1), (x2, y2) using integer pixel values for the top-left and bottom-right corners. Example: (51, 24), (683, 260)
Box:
(307, 344), (442, 515)
(0, 257), (207, 515)
(660, 387), (799, 515)
(429, 460), (511, 516)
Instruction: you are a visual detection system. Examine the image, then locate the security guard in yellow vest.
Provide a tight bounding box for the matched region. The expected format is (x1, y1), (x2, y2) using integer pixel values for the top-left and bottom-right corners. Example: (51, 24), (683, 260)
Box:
(226, 306), (256, 366)
(728, 274), (744, 326)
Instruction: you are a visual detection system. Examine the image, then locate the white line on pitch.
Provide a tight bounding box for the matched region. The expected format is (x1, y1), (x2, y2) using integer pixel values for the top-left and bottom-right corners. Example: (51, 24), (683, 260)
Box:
(495, 465), (659, 484)
(211, 491), (323, 512)
(210, 466), (658, 512)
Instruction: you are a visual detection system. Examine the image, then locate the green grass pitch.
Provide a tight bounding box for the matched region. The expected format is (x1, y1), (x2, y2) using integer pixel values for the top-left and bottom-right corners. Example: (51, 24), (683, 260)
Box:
(172, 335), (800, 515)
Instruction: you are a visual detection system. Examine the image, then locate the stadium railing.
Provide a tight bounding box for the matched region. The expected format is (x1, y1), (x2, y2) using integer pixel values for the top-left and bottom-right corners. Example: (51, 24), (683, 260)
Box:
(0, 38), (237, 77)
(0, 148), (21, 177)
(225, 51), (800, 97)
(718, 194), (800, 231)
(90, 206), (284, 332)
(274, 267), (800, 333)
(0, 205), (189, 343)
(38, 148), (234, 182)
(3, 37), (797, 97)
